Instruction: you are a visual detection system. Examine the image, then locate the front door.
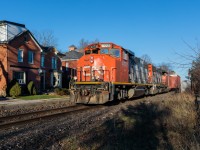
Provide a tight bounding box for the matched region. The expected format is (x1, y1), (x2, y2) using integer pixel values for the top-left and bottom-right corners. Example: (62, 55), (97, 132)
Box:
(40, 72), (45, 91)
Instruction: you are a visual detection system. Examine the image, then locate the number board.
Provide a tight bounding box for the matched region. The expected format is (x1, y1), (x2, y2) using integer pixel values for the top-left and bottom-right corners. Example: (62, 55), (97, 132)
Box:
(101, 43), (111, 48)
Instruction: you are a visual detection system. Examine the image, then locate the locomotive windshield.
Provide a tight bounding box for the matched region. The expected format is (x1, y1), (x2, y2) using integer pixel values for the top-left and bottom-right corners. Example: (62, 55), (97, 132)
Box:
(100, 49), (109, 54)
(85, 47), (120, 57)
(109, 49), (120, 57)
(100, 48), (120, 57)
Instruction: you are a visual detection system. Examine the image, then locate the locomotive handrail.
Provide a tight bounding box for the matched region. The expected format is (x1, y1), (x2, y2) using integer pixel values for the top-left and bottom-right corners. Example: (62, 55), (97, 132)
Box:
(77, 68), (111, 82)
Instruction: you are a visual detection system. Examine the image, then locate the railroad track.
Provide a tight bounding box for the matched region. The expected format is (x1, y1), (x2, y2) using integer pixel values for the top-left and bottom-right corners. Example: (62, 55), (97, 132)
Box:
(0, 104), (103, 131)
(0, 93), (173, 131)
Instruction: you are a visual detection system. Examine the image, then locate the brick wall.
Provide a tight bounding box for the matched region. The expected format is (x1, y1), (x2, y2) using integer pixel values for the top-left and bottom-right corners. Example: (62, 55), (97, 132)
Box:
(0, 45), (8, 96)
(7, 32), (41, 90)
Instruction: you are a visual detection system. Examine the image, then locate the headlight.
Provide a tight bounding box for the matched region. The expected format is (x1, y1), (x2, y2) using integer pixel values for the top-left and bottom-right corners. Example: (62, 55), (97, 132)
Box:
(74, 76), (77, 81)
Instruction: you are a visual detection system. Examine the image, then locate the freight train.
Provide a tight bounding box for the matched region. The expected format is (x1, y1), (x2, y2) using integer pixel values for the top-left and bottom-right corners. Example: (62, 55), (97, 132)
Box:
(69, 42), (181, 104)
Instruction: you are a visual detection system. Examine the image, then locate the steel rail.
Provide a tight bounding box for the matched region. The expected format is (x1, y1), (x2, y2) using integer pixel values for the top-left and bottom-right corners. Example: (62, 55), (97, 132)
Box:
(0, 105), (102, 131)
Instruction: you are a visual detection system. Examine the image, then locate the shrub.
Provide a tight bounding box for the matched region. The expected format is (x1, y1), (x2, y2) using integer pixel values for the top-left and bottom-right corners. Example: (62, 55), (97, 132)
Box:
(7, 79), (17, 95)
(63, 88), (70, 95)
(27, 81), (37, 95)
(54, 88), (69, 96)
(9, 81), (21, 98)
(54, 88), (61, 94)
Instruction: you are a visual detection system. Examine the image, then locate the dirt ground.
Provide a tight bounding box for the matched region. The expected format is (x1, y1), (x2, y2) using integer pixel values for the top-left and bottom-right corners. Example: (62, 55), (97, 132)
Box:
(0, 93), (199, 150)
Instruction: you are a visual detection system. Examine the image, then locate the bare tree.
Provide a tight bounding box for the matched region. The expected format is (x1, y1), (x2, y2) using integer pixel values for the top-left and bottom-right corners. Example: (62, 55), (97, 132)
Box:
(33, 30), (58, 47)
(189, 56), (200, 94)
(158, 62), (173, 73)
(78, 38), (89, 50)
(77, 38), (99, 53)
(172, 40), (200, 68)
(174, 40), (200, 94)
(141, 54), (152, 64)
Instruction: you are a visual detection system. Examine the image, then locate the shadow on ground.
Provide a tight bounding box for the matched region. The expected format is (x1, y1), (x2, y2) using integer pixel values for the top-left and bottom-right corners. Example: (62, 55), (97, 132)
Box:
(80, 102), (173, 150)
(0, 97), (10, 101)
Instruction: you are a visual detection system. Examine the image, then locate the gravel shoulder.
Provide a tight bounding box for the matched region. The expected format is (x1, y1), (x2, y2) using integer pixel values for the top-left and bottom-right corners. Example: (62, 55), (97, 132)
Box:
(0, 96), (74, 117)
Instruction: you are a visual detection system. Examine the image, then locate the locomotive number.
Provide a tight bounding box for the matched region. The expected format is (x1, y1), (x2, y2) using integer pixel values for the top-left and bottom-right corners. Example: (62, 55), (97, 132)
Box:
(101, 43), (111, 48)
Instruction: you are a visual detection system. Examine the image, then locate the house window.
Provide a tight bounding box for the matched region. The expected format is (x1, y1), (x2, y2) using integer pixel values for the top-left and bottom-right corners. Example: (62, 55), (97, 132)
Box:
(66, 62), (69, 71)
(28, 51), (34, 64)
(52, 57), (57, 69)
(18, 49), (23, 62)
(13, 71), (26, 84)
(41, 55), (45, 67)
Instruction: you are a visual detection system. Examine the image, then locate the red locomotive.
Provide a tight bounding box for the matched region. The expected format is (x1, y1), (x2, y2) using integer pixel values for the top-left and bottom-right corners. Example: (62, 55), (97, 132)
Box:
(69, 42), (181, 104)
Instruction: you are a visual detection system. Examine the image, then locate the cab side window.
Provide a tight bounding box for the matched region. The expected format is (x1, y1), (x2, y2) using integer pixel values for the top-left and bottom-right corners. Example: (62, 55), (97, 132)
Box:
(123, 51), (128, 60)
(85, 50), (91, 55)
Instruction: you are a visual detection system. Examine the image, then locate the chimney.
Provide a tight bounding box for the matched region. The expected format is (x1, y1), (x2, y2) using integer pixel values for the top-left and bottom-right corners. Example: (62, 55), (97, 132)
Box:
(68, 45), (77, 51)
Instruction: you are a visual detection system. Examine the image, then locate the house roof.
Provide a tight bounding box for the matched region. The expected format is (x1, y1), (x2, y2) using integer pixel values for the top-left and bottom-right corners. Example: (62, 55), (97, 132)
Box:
(0, 20), (25, 27)
(0, 20), (27, 42)
(0, 28), (43, 52)
(62, 50), (83, 60)
(68, 44), (77, 48)
(13, 30), (42, 51)
(40, 45), (65, 57)
(57, 52), (66, 57)
(40, 45), (54, 53)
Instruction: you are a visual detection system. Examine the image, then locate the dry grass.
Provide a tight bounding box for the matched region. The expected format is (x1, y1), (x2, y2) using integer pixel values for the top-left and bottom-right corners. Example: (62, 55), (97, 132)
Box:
(157, 93), (200, 150)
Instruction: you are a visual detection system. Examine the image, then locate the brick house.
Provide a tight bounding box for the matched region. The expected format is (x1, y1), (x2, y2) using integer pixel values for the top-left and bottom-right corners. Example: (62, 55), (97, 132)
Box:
(40, 46), (63, 90)
(0, 20), (62, 96)
(61, 45), (83, 88)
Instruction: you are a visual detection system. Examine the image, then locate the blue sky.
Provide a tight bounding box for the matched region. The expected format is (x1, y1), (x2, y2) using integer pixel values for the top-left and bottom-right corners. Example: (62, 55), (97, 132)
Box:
(1, 0), (200, 79)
